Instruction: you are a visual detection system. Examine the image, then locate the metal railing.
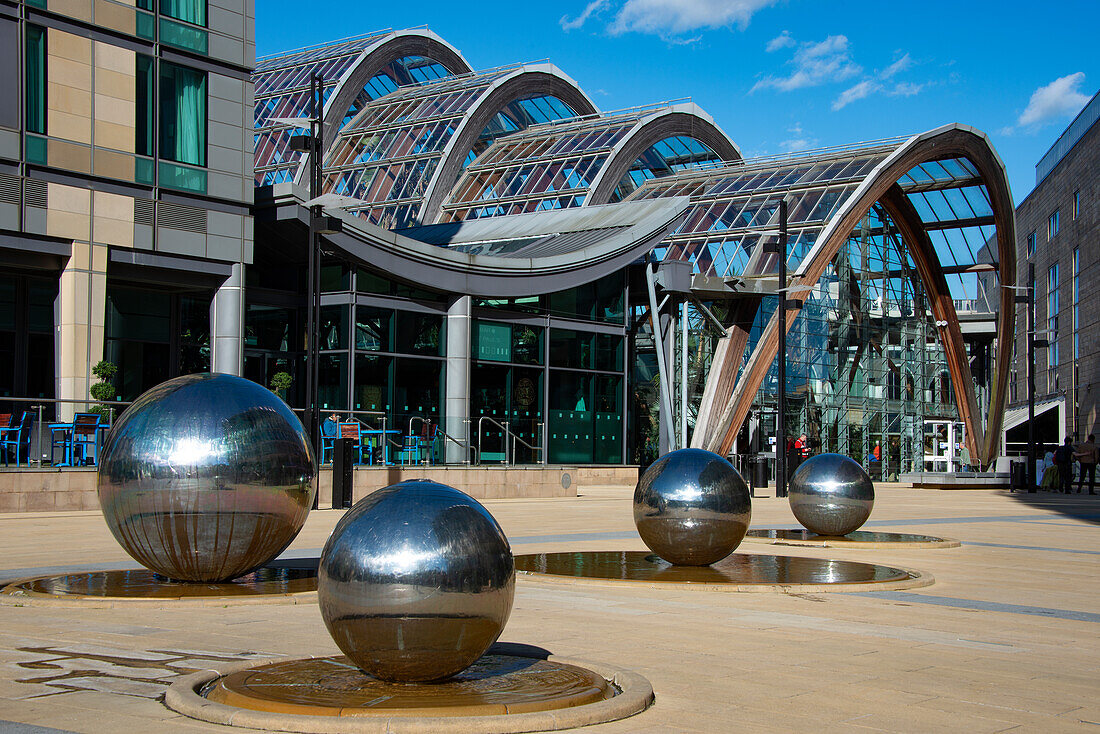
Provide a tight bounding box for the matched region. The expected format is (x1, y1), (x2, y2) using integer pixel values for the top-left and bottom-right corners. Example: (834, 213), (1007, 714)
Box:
(476, 416), (545, 466)
(0, 396), (133, 467)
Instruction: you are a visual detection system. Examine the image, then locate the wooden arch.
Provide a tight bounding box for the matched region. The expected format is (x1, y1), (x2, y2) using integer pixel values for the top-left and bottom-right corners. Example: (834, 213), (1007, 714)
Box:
(692, 125), (1017, 467)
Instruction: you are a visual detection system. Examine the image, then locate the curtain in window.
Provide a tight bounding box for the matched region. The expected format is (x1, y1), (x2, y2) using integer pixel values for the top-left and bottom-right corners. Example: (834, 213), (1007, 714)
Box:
(160, 0), (206, 26)
(136, 55), (154, 157)
(25, 26), (45, 134)
(160, 62), (206, 166)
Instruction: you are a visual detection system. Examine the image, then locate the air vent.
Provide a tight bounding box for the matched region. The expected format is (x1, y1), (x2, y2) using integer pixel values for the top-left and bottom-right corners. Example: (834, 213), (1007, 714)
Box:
(133, 197), (154, 226)
(25, 178), (48, 209)
(157, 201), (207, 233)
(0, 173), (20, 205)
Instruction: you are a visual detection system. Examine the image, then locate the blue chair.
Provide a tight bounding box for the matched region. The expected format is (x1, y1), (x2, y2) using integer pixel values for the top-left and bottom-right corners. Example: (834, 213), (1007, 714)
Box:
(319, 416), (340, 464)
(1, 412), (35, 466)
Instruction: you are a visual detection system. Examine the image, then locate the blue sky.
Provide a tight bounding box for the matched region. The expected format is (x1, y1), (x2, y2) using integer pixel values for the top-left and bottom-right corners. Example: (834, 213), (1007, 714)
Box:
(257, 0), (1098, 204)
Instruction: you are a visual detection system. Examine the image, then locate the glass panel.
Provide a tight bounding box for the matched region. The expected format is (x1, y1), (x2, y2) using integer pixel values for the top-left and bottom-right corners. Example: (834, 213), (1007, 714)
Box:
(353, 354), (390, 412)
(160, 0), (206, 26)
(158, 161), (207, 193)
(395, 311), (443, 356)
(159, 18), (208, 55)
(320, 261), (351, 292)
(178, 295), (210, 375)
(596, 334), (623, 372)
(593, 375), (622, 464)
(319, 305), (348, 350)
(136, 55), (154, 157)
(318, 354), (348, 410)
(393, 357), (442, 429)
(548, 371), (593, 463)
(24, 26), (45, 134)
(160, 61), (206, 166)
(512, 323), (543, 365)
(245, 304), (295, 351)
(355, 306), (391, 352)
(549, 328), (594, 369)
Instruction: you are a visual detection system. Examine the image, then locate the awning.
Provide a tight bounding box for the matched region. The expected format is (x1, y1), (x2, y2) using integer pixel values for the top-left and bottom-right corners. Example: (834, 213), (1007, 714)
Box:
(1002, 397), (1063, 433)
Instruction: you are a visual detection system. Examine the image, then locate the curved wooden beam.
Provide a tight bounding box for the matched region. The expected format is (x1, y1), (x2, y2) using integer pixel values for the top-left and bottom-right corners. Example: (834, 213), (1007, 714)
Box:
(701, 126), (1016, 466)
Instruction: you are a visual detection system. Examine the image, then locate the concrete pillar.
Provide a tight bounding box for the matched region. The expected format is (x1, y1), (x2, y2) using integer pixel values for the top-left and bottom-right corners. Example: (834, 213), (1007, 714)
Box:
(210, 263), (244, 375)
(444, 296), (471, 464)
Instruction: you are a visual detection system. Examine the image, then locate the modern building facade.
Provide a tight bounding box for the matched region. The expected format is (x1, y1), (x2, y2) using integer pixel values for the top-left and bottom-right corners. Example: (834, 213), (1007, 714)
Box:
(1, 19), (1018, 475)
(1003, 91), (1099, 448)
(1, 0), (254, 419)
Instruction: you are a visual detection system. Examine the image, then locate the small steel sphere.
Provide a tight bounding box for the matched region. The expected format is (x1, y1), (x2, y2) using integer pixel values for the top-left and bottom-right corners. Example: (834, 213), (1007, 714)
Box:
(318, 480), (515, 682)
(789, 453), (875, 536)
(633, 448), (752, 566)
(97, 373), (316, 582)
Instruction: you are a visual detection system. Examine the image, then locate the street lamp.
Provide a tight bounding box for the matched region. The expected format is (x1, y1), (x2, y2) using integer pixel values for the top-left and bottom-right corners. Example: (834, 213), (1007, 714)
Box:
(1005, 263), (1046, 493)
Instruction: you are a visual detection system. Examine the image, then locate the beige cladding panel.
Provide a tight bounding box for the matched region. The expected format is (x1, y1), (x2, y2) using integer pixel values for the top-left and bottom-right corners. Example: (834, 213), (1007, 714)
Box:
(94, 42), (136, 154)
(47, 30), (93, 145)
(92, 190), (135, 248)
(46, 182), (91, 242)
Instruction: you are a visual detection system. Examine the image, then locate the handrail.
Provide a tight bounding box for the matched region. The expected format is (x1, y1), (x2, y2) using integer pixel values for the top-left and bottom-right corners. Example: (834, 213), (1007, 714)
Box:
(0, 396), (133, 467)
(476, 415), (544, 466)
(436, 425), (478, 465)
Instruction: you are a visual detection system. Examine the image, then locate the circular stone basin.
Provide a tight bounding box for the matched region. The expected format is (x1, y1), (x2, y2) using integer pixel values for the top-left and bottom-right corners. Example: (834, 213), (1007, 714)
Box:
(744, 529), (960, 549)
(0, 567), (316, 605)
(515, 551), (931, 592)
(166, 650), (653, 733)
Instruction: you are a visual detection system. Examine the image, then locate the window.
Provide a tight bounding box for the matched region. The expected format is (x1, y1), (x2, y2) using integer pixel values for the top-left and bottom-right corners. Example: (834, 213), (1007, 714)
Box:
(1073, 190), (1080, 220)
(1048, 209), (1060, 240)
(1047, 263), (1059, 391)
(1073, 249), (1079, 362)
(24, 26), (45, 134)
(1026, 232), (1036, 258)
(159, 61), (206, 166)
(136, 55), (154, 157)
(160, 0), (206, 26)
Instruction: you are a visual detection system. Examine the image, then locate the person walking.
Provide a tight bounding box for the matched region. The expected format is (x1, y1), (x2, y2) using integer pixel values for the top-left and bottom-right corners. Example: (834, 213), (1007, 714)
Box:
(1074, 434), (1098, 494)
(1053, 437), (1075, 494)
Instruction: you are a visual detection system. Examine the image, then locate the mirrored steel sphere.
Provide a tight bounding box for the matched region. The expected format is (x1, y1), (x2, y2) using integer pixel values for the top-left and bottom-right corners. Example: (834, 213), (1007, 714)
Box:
(318, 480), (515, 682)
(789, 453), (875, 536)
(97, 373), (316, 582)
(633, 448), (752, 566)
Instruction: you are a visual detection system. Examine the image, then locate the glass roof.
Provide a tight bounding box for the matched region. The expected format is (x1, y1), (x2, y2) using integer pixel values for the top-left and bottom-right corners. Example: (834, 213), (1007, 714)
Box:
(322, 67), (582, 229)
(629, 136), (1000, 301)
(439, 107), (724, 223)
(253, 33), (458, 186)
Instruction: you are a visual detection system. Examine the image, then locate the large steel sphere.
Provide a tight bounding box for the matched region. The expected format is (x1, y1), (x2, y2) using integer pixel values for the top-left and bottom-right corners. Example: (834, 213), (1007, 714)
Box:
(789, 453), (875, 536)
(633, 448), (752, 566)
(318, 480), (515, 682)
(97, 373), (316, 582)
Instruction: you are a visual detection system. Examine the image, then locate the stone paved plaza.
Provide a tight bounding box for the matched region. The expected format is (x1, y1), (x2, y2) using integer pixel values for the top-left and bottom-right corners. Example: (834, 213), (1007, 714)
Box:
(0, 484), (1096, 733)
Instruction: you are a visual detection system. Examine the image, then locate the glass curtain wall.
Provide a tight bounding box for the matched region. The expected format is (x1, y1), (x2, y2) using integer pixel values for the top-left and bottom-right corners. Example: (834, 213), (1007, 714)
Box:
(104, 285), (211, 401)
(0, 273), (56, 416)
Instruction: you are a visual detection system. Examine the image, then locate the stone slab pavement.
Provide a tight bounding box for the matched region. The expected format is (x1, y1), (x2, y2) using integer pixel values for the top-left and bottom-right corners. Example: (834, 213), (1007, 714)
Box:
(0, 484), (1096, 732)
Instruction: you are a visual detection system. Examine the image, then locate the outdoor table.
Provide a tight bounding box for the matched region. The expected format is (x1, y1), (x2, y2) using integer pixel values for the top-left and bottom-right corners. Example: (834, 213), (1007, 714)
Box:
(47, 422), (75, 466)
(361, 429), (401, 465)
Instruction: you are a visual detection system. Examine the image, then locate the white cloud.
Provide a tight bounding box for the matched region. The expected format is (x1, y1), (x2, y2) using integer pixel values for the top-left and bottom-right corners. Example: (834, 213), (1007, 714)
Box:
(1017, 72), (1090, 127)
(881, 53), (912, 80)
(766, 30), (794, 52)
(563, 0), (780, 39)
(751, 35), (861, 92)
(832, 79), (880, 110)
(561, 0), (611, 31)
(889, 81), (923, 97)
(779, 123), (816, 152)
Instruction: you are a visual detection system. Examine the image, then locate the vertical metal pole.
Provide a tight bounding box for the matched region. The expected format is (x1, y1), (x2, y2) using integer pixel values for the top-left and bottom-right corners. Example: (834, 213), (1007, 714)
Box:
(680, 299), (688, 448)
(310, 73), (321, 448)
(776, 199), (788, 498)
(646, 263), (675, 455)
(1027, 262), (1036, 493)
(304, 74), (317, 449)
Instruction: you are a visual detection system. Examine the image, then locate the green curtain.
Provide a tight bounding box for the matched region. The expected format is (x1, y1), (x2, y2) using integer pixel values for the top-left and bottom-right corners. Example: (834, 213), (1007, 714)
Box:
(24, 26), (45, 134)
(160, 0), (205, 26)
(160, 62), (206, 166)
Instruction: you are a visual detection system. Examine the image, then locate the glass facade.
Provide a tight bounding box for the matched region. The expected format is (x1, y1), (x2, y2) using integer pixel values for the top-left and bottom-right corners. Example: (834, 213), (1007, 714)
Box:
(104, 285), (211, 401)
(0, 274), (56, 415)
(24, 25), (45, 135)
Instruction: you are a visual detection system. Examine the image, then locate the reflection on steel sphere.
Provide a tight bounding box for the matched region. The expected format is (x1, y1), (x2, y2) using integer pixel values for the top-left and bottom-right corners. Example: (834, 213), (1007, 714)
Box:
(318, 480), (515, 682)
(789, 453), (875, 536)
(633, 448), (752, 566)
(96, 373), (316, 582)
